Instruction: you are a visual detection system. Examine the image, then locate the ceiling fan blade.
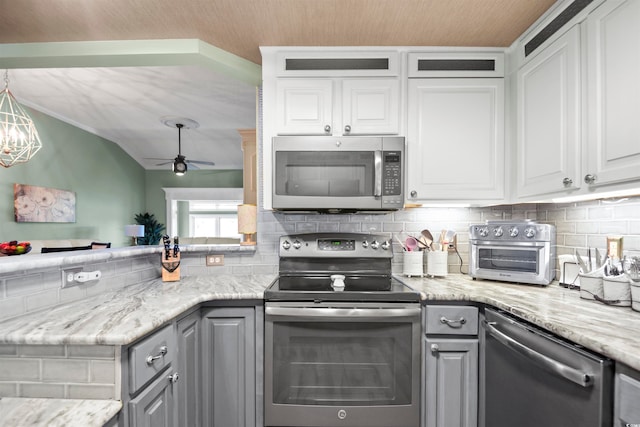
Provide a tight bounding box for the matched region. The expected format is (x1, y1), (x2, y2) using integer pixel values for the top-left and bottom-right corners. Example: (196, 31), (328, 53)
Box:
(186, 160), (216, 166)
(155, 161), (173, 166)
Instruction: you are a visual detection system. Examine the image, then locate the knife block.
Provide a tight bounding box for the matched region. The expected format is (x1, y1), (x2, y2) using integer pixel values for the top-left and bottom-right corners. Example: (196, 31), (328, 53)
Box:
(161, 253), (181, 282)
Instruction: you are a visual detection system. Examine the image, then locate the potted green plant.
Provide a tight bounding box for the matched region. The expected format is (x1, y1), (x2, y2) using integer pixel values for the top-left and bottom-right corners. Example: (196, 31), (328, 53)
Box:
(134, 212), (165, 245)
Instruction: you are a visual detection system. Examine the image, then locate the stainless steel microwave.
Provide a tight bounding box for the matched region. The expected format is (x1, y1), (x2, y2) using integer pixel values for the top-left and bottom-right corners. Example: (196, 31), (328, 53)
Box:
(272, 136), (405, 213)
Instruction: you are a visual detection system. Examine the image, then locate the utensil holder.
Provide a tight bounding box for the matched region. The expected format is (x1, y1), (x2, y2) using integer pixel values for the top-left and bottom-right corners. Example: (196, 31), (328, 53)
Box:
(427, 251), (448, 277)
(601, 276), (631, 307)
(578, 273), (603, 300)
(631, 281), (640, 312)
(403, 251), (424, 277)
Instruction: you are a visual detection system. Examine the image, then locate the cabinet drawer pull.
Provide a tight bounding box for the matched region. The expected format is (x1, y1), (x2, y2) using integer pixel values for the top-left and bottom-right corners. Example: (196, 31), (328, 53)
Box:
(430, 343), (439, 353)
(344, 125), (351, 134)
(440, 316), (466, 327)
(324, 124), (331, 134)
(168, 372), (179, 383)
(584, 174), (597, 184)
(146, 345), (168, 365)
(562, 177), (573, 186)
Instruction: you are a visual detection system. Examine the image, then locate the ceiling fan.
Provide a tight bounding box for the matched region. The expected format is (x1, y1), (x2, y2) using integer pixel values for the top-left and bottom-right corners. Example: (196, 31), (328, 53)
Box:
(146, 117), (215, 175)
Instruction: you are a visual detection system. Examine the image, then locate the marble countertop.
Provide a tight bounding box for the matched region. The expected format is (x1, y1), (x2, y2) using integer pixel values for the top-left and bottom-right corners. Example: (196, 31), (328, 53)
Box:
(0, 274), (274, 346)
(403, 274), (640, 371)
(0, 398), (121, 427)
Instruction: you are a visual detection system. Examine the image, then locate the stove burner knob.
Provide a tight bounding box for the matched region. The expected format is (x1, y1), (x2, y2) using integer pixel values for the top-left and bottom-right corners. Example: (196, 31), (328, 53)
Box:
(362, 240), (369, 248)
(524, 227), (536, 238)
(509, 226), (519, 237)
(478, 226), (489, 237)
(493, 226), (503, 237)
(292, 240), (302, 249)
(282, 240), (291, 250)
(370, 240), (380, 250)
(381, 240), (390, 250)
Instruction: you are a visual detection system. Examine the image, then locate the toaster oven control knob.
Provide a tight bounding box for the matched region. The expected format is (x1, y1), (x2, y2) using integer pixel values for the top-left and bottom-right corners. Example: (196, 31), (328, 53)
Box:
(292, 240), (302, 249)
(370, 240), (380, 249)
(361, 240), (369, 248)
(509, 226), (519, 237)
(478, 227), (489, 237)
(381, 240), (390, 250)
(493, 226), (503, 237)
(524, 227), (536, 238)
(282, 240), (291, 250)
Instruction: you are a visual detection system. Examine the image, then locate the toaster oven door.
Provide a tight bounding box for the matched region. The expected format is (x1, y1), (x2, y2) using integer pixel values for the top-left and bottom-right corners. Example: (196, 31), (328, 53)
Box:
(470, 241), (554, 285)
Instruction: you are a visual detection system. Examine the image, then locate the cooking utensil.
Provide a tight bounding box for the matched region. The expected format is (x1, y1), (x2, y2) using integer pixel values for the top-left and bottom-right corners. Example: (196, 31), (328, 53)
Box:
(394, 235), (407, 251)
(405, 236), (418, 252)
(595, 248), (603, 269)
(575, 249), (589, 273)
(417, 235), (430, 250)
(421, 229), (434, 251)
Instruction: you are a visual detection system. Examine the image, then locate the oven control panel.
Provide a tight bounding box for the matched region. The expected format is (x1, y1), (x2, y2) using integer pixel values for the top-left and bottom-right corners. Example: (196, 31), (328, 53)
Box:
(469, 221), (554, 242)
(279, 233), (392, 258)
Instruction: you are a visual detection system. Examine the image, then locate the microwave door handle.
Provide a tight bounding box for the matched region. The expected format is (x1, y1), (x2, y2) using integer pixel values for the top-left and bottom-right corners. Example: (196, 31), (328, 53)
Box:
(374, 150), (382, 197)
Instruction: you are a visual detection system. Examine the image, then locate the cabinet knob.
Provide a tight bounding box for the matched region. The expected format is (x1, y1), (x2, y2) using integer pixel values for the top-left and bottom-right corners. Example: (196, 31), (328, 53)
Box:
(168, 372), (179, 384)
(410, 190), (417, 198)
(430, 344), (439, 353)
(344, 125), (351, 134)
(324, 125), (331, 134)
(562, 177), (573, 186)
(584, 174), (597, 184)
(146, 345), (168, 365)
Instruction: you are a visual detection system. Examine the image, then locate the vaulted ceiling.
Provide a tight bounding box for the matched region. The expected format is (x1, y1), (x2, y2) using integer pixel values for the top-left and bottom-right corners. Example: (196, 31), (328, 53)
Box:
(0, 0), (557, 170)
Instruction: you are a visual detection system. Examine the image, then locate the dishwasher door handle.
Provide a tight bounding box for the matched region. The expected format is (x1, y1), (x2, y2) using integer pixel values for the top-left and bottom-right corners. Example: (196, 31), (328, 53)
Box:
(483, 320), (593, 388)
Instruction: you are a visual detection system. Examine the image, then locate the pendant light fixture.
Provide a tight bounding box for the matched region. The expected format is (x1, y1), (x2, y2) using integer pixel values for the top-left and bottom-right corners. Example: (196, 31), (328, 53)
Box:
(0, 70), (42, 168)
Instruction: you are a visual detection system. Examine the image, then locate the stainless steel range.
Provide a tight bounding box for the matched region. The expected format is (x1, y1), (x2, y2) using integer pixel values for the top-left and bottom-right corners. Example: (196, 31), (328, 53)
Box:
(264, 233), (421, 427)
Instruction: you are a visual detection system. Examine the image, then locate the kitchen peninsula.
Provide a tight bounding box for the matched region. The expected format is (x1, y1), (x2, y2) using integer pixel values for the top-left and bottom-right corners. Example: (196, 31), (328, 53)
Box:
(2, 255), (640, 426)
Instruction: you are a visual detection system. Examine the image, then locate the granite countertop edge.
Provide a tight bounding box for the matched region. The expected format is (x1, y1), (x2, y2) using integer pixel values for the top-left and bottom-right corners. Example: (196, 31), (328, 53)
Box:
(1, 273), (640, 372)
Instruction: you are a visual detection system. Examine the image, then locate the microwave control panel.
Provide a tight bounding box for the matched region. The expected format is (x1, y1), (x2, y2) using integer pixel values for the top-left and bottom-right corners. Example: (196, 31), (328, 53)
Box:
(382, 151), (402, 196)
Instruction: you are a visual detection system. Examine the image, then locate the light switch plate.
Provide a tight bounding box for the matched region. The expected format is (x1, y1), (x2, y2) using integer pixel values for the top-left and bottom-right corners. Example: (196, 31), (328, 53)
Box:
(206, 255), (224, 266)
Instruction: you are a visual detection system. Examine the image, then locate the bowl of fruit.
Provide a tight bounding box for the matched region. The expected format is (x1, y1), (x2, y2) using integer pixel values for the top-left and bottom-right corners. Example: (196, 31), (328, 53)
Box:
(0, 241), (32, 256)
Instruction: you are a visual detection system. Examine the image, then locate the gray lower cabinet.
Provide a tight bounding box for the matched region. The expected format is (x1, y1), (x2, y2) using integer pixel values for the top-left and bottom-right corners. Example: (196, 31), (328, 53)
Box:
(614, 364), (640, 427)
(202, 306), (256, 427)
(129, 367), (177, 427)
(177, 310), (202, 427)
(423, 305), (479, 427)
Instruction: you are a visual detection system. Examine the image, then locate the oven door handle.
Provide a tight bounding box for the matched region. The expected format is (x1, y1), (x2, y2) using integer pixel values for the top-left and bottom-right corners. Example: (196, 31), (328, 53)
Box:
(266, 305), (421, 321)
(483, 320), (593, 388)
(471, 240), (547, 248)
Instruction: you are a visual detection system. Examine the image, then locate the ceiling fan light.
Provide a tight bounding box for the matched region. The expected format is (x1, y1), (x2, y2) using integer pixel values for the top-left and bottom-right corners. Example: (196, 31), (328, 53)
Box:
(172, 158), (187, 176)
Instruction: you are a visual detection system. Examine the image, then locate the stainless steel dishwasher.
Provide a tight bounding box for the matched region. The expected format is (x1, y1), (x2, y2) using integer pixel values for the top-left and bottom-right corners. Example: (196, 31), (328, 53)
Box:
(481, 308), (613, 427)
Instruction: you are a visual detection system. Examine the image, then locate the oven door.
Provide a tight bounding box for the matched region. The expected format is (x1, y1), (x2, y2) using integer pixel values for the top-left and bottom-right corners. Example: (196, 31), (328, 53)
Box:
(470, 241), (554, 285)
(264, 302), (421, 427)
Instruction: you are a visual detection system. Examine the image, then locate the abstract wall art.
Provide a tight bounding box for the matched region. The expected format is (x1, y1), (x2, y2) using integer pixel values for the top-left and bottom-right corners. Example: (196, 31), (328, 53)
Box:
(14, 183), (76, 223)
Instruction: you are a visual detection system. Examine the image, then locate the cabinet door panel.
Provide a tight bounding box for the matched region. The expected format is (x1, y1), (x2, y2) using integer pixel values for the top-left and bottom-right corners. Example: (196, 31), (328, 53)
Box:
(586, 0), (640, 186)
(407, 79), (504, 201)
(202, 307), (256, 427)
(424, 338), (478, 427)
(177, 311), (201, 427)
(516, 25), (581, 198)
(276, 79), (333, 135)
(342, 79), (399, 135)
(129, 370), (174, 427)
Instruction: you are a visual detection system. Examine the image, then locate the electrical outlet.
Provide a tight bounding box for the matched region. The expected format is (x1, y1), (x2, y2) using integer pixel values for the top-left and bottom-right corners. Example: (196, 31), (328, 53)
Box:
(206, 255), (225, 266)
(61, 267), (83, 288)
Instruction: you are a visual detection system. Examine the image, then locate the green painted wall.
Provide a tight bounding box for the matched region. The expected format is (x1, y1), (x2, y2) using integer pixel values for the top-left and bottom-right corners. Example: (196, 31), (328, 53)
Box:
(0, 108), (146, 247)
(143, 169), (243, 228)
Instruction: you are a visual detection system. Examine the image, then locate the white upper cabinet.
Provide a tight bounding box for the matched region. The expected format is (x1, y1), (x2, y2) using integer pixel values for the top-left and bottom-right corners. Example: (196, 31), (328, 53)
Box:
(407, 78), (505, 202)
(516, 25), (582, 199)
(585, 0), (640, 187)
(275, 78), (400, 136)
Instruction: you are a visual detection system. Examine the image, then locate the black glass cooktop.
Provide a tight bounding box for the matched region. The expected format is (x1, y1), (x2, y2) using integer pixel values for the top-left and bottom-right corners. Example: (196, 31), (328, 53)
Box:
(265, 275), (420, 302)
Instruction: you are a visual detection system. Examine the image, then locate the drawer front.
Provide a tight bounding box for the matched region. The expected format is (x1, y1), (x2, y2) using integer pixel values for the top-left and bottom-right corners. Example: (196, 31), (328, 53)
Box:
(129, 325), (176, 394)
(425, 305), (478, 335)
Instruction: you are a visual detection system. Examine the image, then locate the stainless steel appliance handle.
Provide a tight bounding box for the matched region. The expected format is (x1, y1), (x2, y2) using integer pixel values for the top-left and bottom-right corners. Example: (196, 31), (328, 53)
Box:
(483, 320), (593, 388)
(266, 305), (420, 321)
(471, 240), (547, 248)
(374, 150), (382, 197)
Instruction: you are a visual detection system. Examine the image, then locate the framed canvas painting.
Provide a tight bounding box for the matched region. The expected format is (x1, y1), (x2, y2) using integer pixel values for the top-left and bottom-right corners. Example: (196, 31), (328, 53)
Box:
(14, 184), (76, 223)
